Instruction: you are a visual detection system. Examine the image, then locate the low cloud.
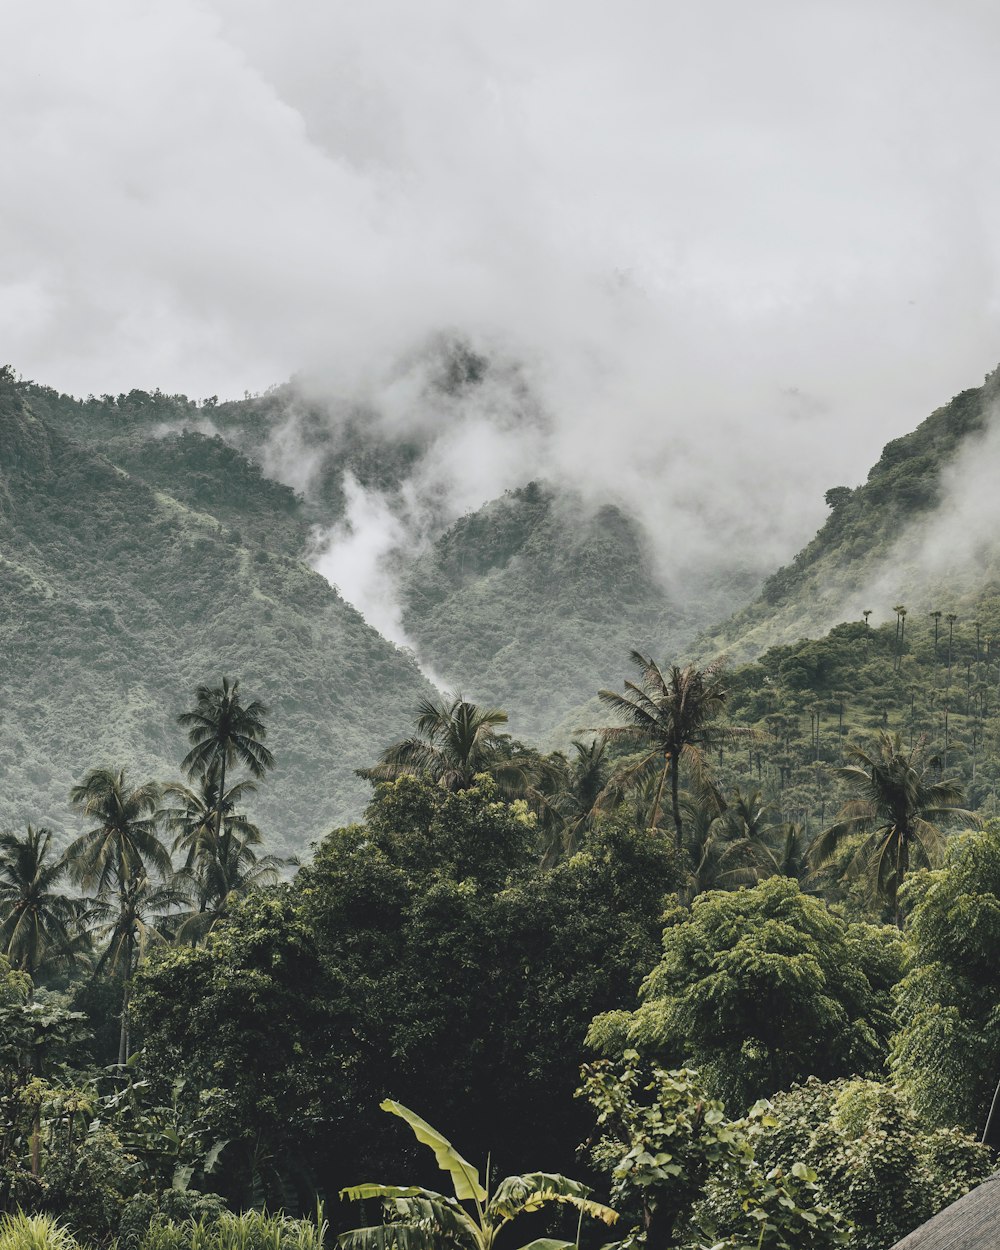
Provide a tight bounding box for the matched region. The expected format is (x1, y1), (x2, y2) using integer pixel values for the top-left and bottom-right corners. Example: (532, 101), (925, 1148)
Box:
(6, 2), (1000, 627)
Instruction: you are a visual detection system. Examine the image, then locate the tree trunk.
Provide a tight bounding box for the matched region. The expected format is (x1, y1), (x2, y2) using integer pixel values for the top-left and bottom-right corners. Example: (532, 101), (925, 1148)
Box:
(649, 753), (670, 832)
(118, 942), (134, 1067)
(670, 754), (683, 850)
(215, 755), (227, 842)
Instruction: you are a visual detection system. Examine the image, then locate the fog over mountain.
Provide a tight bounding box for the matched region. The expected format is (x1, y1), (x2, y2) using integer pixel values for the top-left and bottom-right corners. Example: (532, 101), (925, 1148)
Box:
(7, 2), (1000, 634)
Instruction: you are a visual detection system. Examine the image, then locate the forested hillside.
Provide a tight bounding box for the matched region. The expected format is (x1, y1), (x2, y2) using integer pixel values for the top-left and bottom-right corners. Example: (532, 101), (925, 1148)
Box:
(701, 367), (1000, 659)
(397, 482), (756, 740)
(0, 372), (434, 851)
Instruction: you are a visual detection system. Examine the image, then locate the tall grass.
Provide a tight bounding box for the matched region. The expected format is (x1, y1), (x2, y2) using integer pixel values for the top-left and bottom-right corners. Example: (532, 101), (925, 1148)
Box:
(0, 1212), (80, 1250)
(139, 1207), (327, 1250)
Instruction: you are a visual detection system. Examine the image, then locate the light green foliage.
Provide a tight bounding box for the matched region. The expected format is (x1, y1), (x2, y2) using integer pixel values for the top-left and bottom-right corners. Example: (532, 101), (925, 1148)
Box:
(137, 1208), (327, 1250)
(588, 878), (902, 1109)
(740, 1078), (993, 1250)
(0, 1212), (79, 1250)
(890, 819), (1000, 1132)
(339, 1100), (616, 1250)
(578, 1053), (850, 1250)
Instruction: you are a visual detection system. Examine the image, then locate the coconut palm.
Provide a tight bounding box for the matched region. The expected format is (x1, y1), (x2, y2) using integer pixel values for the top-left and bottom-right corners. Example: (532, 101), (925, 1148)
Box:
(178, 677), (274, 839)
(162, 767), (281, 942)
(592, 653), (753, 847)
(174, 842), (284, 944)
(679, 782), (774, 900)
(359, 696), (532, 796)
(811, 732), (976, 925)
(161, 769), (263, 873)
(536, 738), (610, 865)
(67, 768), (174, 1064)
(66, 769), (171, 893)
(0, 826), (87, 978)
(84, 872), (190, 1064)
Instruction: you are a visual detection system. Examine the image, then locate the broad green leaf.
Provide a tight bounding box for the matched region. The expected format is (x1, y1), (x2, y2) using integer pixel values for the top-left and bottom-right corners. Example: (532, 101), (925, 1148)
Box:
(204, 1138), (229, 1174)
(514, 1241), (575, 1250)
(341, 1185), (433, 1202)
(379, 1100), (487, 1203)
(172, 1164), (194, 1192)
(338, 1227), (441, 1250)
(489, 1174), (617, 1226)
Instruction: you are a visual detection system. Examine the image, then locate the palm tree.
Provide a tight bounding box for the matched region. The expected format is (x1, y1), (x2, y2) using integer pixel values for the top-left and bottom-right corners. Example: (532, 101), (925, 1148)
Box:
(162, 768), (282, 940)
(161, 768), (263, 873)
(178, 678), (274, 839)
(67, 769), (171, 892)
(0, 827), (87, 978)
(811, 732), (975, 925)
(537, 738), (610, 865)
(174, 835), (284, 944)
(83, 872), (190, 1064)
(67, 768), (173, 1064)
(359, 696), (531, 796)
(592, 653), (752, 847)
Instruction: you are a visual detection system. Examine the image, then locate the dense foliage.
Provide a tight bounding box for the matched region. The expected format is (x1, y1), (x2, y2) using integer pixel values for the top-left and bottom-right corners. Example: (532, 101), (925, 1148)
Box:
(10, 360), (1000, 1248)
(0, 374), (434, 852)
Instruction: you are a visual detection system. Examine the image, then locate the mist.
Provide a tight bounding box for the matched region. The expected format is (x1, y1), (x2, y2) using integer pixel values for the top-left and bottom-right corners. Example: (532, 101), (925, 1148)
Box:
(8, 1), (1000, 636)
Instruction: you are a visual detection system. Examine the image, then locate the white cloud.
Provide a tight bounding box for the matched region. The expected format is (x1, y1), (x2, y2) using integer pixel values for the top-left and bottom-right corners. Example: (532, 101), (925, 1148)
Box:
(6, 1), (1000, 597)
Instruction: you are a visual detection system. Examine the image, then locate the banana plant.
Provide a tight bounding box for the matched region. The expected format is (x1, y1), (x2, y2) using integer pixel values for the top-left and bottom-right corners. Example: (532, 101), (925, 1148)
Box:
(339, 1100), (618, 1250)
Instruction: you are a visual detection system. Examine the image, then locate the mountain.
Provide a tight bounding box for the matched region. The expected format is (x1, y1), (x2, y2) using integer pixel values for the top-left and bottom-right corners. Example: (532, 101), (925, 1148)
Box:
(24, 353), (762, 746)
(676, 365), (1000, 837)
(0, 373), (434, 854)
(397, 481), (759, 741)
(699, 367), (1000, 661)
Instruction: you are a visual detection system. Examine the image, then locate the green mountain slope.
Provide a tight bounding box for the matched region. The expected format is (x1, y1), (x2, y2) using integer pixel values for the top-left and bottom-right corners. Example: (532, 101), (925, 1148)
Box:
(700, 368), (1000, 661)
(398, 482), (759, 741)
(0, 375), (434, 853)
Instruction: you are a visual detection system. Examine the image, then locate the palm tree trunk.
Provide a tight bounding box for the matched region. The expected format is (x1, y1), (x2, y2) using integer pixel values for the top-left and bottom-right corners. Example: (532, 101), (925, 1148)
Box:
(649, 753), (670, 831)
(670, 754), (683, 850)
(118, 938), (134, 1067)
(215, 755), (227, 842)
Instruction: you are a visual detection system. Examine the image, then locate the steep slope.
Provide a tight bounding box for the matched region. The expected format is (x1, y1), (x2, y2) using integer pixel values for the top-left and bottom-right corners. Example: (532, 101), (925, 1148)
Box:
(398, 482), (759, 741)
(0, 377), (434, 853)
(699, 367), (1000, 661)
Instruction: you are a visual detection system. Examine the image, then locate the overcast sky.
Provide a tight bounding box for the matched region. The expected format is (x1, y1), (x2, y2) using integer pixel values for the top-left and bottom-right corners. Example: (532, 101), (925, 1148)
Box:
(6, 1), (1000, 590)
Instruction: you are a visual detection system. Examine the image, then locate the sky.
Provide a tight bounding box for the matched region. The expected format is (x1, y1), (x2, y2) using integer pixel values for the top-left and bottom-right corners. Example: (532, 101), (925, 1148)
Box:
(6, 1), (1000, 621)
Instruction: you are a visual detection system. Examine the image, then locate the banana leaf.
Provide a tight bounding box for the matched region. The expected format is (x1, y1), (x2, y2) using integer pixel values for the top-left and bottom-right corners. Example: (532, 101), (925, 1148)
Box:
(379, 1100), (488, 1203)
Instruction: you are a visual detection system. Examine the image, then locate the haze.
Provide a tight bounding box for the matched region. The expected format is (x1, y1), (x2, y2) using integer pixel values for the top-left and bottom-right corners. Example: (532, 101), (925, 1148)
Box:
(6, 1), (1000, 625)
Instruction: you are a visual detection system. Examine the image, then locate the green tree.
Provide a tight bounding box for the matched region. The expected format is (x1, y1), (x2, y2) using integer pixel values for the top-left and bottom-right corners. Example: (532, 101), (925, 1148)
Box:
(745, 1077), (992, 1250)
(340, 1100), (617, 1250)
(594, 654), (751, 847)
(578, 1052), (850, 1250)
(84, 873), (188, 1065)
(161, 770), (282, 941)
(890, 819), (1000, 1134)
(587, 877), (903, 1110)
(178, 678), (274, 841)
(359, 696), (531, 796)
(66, 769), (170, 895)
(0, 827), (86, 978)
(66, 768), (174, 1065)
(135, 778), (677, 1204)
(811, 732), (974, 925)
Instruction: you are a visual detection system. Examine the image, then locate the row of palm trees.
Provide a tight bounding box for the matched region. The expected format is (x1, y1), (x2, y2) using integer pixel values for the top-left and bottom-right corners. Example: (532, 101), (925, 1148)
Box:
(0, 679), (281, 1064)
(362, 652), (976, 924)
